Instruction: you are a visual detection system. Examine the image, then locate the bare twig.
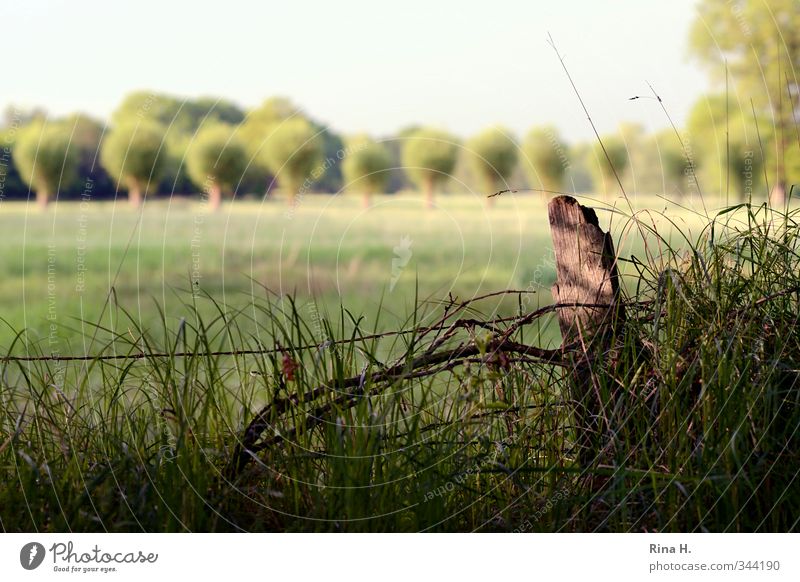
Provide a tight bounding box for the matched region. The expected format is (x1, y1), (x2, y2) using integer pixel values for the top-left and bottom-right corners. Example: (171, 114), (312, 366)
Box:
(228, 336), (567, 476)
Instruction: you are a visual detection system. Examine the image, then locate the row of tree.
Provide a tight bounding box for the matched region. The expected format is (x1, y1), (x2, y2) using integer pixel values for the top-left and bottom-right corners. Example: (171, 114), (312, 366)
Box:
(1, 89), (796, 211)
(1, 0), (798, 210)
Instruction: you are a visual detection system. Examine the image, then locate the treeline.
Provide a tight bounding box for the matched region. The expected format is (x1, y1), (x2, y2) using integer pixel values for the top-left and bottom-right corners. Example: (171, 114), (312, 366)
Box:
(0, 90), (797, 210)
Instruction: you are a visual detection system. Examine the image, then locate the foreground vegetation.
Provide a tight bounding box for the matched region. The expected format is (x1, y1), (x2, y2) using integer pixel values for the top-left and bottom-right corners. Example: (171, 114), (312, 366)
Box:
(0, 194), (713, 349)
(1, 195), (797, 532)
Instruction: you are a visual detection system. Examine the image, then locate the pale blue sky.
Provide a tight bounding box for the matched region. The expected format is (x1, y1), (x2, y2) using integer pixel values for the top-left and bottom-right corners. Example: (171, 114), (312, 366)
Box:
(2, 0), (708, 141)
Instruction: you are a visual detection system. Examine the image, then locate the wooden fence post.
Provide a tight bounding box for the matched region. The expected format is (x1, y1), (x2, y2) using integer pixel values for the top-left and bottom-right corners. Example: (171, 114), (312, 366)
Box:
(548, 195), (625, 463)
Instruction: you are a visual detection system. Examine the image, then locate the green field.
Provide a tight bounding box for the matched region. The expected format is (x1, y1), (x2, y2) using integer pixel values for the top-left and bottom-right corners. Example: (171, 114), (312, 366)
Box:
(2, 192), (798, 532)
(0, 192), (717, 353)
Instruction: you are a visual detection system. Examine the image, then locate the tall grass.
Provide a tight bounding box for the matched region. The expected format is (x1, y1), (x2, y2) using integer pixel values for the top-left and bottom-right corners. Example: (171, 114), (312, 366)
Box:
(0, 199), (798, 532)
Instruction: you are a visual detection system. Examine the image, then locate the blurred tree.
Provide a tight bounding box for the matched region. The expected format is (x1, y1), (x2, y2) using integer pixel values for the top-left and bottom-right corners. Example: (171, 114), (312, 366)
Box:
(242, 97), (298, 130)
(100, 120), (167, 208)
(786, 142), (800, 193)
(0, 126), (27, 199)
(190, 97), (246, 127)
(686, 94), (764, 201)
(522, 126), (568, 194)
(564, 143), (594, 194)
(111, 91), (245, 133)
(312, 125), (345, 193)
(690, 0), (800, 204)
(239, 97), (301, 169)
(111, 92), (180, 128)
(401, 128), (460, 208)
(13, 121), (80, 208)
(382, 126), (421, 193)
(241, 97), (343, 195)
(649, 129), (696, 198)
(258, 116), (323, 205)
(617, 122), (649, 194)
(341, 135), (392, 207)
(158, 133), (194, 195)
(110, 91), (246, 196)
(465, 126), (518, 203)
(60, 114), (116, 199)
(3, 105), (47, 128)
(589, 134), (629, 197)
(186, 124), (248, 211)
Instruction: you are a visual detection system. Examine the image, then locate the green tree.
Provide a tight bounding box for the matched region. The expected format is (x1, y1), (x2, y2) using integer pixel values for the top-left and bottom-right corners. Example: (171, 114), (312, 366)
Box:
(111, 92), (180, 128)
(60, 114), (116, 199)
(564, 143), (594, 193)
(258, 117), (323, 205)
(465, 127), (518, 202)
(110, 92), (246, 197)
(0, 126), (30, 200)
(341, 135), (392, 207)
(13, 122), (79, 208)
(239, 97), (301, 170)
(589, 135), (629, 197)
(4, 105), (47, 127)
(186, 124), (249, 211)
(111, 91), (245, 134)
(786, 142), (800, 193)
(522, 126), (568, 194)
(649, 130), (696, 198)
(690, 0), (800, 204)
(190, 97), (247, 127)
(241, 97), (343, 195)
(401, 128), (460, 208)
(101, 120), (167, 208)
(686, 94), (764, 201)
(617, 123), (653, 194)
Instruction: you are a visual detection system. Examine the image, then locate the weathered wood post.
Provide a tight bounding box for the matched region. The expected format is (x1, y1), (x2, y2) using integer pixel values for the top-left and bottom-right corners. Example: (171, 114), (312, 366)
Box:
(548, 196), (625, 463)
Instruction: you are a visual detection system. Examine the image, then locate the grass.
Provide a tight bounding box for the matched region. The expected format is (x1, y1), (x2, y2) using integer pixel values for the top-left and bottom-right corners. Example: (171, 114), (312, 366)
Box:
(0, 192), (797, 532)
(0, 192), (710, 350)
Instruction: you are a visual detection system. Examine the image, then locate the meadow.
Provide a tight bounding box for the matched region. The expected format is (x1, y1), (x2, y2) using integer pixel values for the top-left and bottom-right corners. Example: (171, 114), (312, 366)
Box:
(1, 191), (797, 532)
(0, 191), (712, 352)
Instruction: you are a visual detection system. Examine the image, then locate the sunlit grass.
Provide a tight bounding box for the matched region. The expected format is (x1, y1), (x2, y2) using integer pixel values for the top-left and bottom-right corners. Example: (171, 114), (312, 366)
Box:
(0, 192), (728, 350)
(1, 193), (796, 532)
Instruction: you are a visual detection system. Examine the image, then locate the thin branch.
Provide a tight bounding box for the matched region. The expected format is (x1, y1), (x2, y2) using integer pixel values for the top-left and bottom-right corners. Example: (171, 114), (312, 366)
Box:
(228, 337), (567, 476)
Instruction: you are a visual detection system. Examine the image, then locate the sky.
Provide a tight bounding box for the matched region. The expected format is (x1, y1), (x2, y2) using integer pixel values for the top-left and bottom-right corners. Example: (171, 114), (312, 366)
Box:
(2, 0), (709, 142)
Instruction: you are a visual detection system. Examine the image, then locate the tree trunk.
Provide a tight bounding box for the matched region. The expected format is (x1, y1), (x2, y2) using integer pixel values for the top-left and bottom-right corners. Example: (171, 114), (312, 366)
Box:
(36, 188), (50, 210)
(483, 176), (496, 208)
(208, 183), (222, 212)
(128, 180), (143, 209)
(770, 135), (786, 206)
(770, 180), (786, 207)
(424, 177), (435, 209)
(285, 179), (297, 208)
